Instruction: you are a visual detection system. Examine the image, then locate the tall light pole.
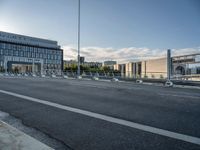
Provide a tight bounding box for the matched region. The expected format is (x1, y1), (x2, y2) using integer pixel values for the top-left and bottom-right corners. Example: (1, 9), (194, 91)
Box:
(77, 0), (81, 77)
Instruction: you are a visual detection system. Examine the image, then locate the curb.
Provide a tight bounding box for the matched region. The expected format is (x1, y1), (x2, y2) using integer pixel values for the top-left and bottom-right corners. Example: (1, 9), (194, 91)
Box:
(0, 121), (54, 150)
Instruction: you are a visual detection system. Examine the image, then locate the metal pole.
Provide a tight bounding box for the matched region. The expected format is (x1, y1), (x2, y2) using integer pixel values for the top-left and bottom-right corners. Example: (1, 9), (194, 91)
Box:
(144, 61), (146, 78)
(167, 49), (171, 80)
(32, 59), (35, 74)
(77, 0), (81, 77)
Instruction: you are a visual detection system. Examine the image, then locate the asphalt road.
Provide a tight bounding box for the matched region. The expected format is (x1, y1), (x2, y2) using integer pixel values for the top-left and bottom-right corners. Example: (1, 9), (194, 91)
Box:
(0, 76), (200, 150)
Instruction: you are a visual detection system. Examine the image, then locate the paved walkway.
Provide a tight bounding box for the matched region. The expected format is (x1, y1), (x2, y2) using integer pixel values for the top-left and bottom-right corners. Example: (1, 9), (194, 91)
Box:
(0, 121), (53, 150)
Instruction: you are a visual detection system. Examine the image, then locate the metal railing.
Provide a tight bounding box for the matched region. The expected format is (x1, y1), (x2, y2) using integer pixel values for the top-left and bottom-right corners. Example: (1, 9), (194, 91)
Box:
(1, 70), (200, 82)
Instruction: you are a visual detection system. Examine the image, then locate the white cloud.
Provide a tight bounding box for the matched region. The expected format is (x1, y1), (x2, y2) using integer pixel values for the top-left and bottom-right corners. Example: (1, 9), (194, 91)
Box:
(62, 45), (200, 63)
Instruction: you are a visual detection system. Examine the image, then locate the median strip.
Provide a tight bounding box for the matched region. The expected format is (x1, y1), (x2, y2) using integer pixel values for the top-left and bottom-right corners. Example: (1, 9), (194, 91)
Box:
(0, 89), (200, 145)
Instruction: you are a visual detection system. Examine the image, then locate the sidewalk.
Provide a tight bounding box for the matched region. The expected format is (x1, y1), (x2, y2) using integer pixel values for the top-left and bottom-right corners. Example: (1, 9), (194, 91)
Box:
(0, 121), (54, 150)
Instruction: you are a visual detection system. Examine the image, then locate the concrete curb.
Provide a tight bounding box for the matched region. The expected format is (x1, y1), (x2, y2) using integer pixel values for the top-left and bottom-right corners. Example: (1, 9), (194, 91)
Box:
(0, 121), (54, 150)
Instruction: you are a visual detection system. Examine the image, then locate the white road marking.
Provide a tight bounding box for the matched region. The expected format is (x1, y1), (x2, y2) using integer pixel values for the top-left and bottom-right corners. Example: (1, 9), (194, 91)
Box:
(0, 89), (200, 145)
(158, 93), (200, 99)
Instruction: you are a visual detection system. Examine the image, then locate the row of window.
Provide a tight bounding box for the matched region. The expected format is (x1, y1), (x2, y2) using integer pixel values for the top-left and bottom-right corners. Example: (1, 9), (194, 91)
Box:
(44, 64), (61, 69)
(0, 43), (62, 55)
(44, 59), (61, 65)
(0, 49), (62, 60)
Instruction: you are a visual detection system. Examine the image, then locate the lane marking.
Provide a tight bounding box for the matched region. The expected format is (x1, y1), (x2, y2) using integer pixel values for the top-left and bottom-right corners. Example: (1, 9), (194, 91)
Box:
(0, 89), (200, 145)
(68, 83), (142, 90)
(158, 93), (200, 99)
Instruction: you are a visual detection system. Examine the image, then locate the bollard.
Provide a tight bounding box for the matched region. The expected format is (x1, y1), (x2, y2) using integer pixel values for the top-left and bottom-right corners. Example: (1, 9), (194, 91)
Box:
(92, 76), (99, 81)
(165, 80), (173, 87)
(111, 78), (119, 82)
(136, 80), (143, 84)
(63, 75), (68, 79)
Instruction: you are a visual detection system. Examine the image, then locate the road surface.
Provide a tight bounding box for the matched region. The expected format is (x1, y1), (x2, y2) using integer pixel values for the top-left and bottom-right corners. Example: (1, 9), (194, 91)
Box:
(0, 76), (200, 150)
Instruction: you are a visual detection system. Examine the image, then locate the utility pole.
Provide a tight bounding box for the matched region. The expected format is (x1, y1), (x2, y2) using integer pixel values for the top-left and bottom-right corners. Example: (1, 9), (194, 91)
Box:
(77, 0), (81, 77)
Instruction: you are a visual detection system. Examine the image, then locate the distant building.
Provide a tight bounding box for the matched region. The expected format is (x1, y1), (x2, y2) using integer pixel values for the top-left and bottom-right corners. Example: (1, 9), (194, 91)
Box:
(63, 60), (77, 69)
(114, 53), (200, 79)
(114, 64), (125, 77)
(103, 61), (117, 70)
(80, 56), (85, 64)
(84, 62), (102, 68)
(0, 31), (63, 74)
(172, 53), (200, 75)
(125, 62), (142, 78)
(63, 59), (102, 70)
(141, 58), (167, 78)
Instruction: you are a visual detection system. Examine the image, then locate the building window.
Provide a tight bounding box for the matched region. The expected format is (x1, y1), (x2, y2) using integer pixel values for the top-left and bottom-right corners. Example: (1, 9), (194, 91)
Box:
(2, 43), (6, 49)
(20, 51), (23, 57)
(13, 45), (17, 51)
(5, 50), (8, 55)
(16, 51), (19, 56)
(8, 50), (13, 56)
(0, 49), (3, 55)
(32, 53), (35, 58)
(27, 52), (30, 57)
(8, 44), (11, 49)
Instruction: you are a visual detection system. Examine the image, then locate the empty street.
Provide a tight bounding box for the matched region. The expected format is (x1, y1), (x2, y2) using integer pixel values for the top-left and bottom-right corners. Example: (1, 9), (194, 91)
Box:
(0, 77), (200, 150)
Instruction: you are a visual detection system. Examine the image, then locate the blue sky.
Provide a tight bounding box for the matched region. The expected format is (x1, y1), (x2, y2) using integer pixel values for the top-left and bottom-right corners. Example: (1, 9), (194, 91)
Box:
(0, 0), (200, 62)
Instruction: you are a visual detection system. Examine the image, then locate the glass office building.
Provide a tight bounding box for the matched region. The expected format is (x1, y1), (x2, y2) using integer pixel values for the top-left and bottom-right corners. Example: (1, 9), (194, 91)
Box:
(0, 31), (63, 75)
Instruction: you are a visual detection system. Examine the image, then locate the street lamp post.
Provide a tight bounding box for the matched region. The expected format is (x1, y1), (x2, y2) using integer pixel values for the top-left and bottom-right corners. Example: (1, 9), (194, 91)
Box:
(77, 0), (81, 77)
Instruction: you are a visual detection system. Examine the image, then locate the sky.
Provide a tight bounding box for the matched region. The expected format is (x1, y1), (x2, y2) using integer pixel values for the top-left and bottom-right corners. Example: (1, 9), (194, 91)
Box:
(0, 0), (200, 62)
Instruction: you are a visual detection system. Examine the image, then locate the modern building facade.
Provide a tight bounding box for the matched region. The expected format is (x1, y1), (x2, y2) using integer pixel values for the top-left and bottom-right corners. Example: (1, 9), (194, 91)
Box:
(141, 58), (167, 78)
(172, 53), (200, 76)
(0, 31), (63, 75)
(114, 53), (200, 79)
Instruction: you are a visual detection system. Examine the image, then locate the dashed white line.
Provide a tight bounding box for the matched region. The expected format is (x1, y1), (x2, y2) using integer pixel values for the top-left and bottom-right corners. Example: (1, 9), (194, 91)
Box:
(0, 89), (200, 145)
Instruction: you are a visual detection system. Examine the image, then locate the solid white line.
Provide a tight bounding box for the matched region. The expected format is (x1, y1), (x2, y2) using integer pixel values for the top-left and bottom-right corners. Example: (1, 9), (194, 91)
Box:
(0, 89), (200, 145)
(158, 93), (200, 99)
